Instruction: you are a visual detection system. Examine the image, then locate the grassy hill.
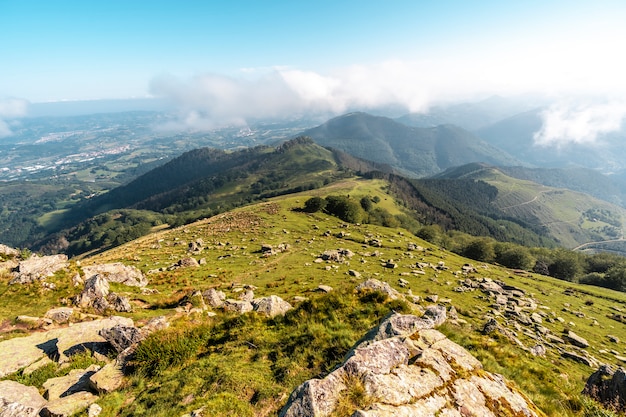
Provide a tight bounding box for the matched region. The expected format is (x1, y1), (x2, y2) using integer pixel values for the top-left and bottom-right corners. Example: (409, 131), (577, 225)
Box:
(2, 181), (626, 416)
(435, 163), (626, 250)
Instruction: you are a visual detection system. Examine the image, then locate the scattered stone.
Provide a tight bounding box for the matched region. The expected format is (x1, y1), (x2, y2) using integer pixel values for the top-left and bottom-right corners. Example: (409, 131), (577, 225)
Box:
(564, 330), (590, 349)
(88, 403), (102, 417)
(99, 325), (144, 353)
(89, 363), (125, 394)
(316, 285), (333, 293)
(82, 263), (147, 287)
(398, 278), (409, 288)
(223, 299), (253, 314)
(355, 279), (401, 300)
(348, 269), (361, 278)
(252, 295), (293, 317)
(530, 344), (547, 356)
(425, 294), (439, 303)
(320, 249), (354, 263)
(608, 335), (620, 343)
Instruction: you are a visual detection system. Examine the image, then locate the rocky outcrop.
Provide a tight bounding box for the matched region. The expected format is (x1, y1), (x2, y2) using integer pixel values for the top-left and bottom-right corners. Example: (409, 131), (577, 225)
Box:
(9, 254), (68, 285)
(82, 263), (148, 287)
(74, 275), (132, 313)
(0, 244), (19, 257)
(0, 316), (133, 377)
(355, 279), (402, 300)
(280, 310), (545, 417)
(0, 380), (47, 417)
(583, 365), (626, 412)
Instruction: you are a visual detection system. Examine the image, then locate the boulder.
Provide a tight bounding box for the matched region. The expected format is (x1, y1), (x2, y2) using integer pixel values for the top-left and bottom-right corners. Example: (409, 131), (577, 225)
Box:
(202, 288), (226, 308)
(252, 295), (293, 317)
(82, 262), (147, 287)
(0, 380), (47, 417)
(583, 365), (626, 411)
(44, 308), (75, 324)
(40, 391), (98, 417)
(99, 324), (144, 353)
(355, 279), (401, 300)
(9, 254), (68, 285)
(280, 312), (542, 417)
(0, 244), (19, 257)
(89, 363), (125, 394)
(223, 299), (253, 314)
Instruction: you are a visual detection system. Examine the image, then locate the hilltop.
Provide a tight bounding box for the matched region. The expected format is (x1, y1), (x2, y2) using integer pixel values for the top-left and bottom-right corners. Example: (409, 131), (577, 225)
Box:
(2, 181), (626, 416)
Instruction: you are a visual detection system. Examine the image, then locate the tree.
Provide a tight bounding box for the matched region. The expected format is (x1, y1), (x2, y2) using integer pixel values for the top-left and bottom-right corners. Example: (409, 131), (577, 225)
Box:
(303, 197), (327, 213)
(548, 249), (582, 282)
(461, 237), (495, 263)
(495, 243), (535, 270)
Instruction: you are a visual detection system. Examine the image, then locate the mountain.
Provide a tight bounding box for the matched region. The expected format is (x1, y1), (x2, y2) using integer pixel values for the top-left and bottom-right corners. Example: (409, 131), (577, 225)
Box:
(301, 112), (520, 177)
(396, 95), (543, 130)
(435, 163), (626, 249)
(475, 109), (626, 174)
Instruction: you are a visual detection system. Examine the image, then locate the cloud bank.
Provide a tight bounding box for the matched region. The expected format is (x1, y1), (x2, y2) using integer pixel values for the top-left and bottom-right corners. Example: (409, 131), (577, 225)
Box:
(0, 98), (29, 137)
(533, 101), (626, 147)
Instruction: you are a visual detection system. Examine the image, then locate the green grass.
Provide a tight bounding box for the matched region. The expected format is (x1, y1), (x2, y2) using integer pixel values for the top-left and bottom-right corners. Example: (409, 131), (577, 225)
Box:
(4, 181), (626, 416)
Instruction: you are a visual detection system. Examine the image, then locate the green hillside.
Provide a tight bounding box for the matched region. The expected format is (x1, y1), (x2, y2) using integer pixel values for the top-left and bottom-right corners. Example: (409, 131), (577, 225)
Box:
(436, 164), (626, 250)
(2, 184), (626, 416)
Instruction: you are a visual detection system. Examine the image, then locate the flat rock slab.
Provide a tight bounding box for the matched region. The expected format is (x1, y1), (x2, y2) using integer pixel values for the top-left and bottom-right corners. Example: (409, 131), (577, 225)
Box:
(0, 316), (133, 378)
(40, 391), (98, 417)
(0, 380), (47, 417)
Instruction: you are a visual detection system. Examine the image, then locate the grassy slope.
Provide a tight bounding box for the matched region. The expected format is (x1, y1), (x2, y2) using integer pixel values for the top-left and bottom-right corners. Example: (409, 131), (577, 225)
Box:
(458, 167), (626, 249)
(2, 178), (626, 416)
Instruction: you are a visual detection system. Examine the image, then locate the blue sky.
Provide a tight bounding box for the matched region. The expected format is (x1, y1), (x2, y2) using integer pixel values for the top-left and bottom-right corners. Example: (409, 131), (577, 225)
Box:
(1, 0), (626, 142)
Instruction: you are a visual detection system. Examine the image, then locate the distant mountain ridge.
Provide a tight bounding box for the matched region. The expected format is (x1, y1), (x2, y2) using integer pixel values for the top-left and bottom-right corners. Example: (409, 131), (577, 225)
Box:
(302, 112), (520, 177)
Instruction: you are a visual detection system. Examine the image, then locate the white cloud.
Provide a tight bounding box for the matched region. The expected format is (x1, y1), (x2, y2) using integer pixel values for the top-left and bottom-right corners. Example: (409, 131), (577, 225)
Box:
(0, 98), (28, 138)
(533, 101), (626, 147)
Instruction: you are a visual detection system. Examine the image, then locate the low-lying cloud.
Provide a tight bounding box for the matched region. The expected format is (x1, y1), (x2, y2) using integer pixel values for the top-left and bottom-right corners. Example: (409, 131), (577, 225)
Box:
(149, 62), (442, 131)
(0, 98), (29, 137)
(533, 101), (626, 147)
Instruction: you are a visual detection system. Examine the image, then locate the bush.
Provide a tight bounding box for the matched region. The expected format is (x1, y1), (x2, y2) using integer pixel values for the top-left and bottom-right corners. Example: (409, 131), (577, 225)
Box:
(303, 196), (327, 213)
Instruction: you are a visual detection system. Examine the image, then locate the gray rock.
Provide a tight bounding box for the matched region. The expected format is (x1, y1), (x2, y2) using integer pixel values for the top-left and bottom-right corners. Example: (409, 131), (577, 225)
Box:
(100, 324), (144, 353)
(43, 365), (99, 400)
(252, 295), (293, 317)
(202, 288), (226, 308)
(82, 263), (147, 287)
(223, 299), (253, 314)
(75, 275), (109, 308)
(9, 254), (68, 285)
(355, 279), (401, 300)
(565, 330), (590, 348)
(583, 365), (626, 410)
(280, 312), (542, 417)
(44, 308), (74, 324)
(40, 391), (98, 417)
(0, 380), (47, 417)
(316, 285), (333, 293)
(0, 316), (133, 377)
(89, 363), (124, 394)
(0, 244), (19, 257)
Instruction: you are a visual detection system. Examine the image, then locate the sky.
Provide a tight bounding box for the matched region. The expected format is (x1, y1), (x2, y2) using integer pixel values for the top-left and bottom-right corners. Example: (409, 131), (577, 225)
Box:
(2, 0), (626, 143)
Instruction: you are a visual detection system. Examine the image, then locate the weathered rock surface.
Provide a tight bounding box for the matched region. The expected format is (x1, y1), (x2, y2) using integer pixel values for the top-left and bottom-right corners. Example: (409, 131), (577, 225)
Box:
(252, 295), (293, 317)
(202, 288), (226, 308)
(99, 324), (144, 353)
(0, 316), (133, 377)
(355, 279), (402, 300)
(223, 299), (253, 314)
(280, 311), (544, 417)
(564, 330), (590, 349)
(0, 244), (19, 257)
(0, 380), (47, 417)
(582, 365), (626, 411)
(44, 308), (75, 324)
(40, 391), (98, 417)
(9, 254), (68, 285)
(74, 275), (131, 313)
(89, 363), (125, 394)
(43, 365), (99, 400)
(82, 262), (148, 287)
